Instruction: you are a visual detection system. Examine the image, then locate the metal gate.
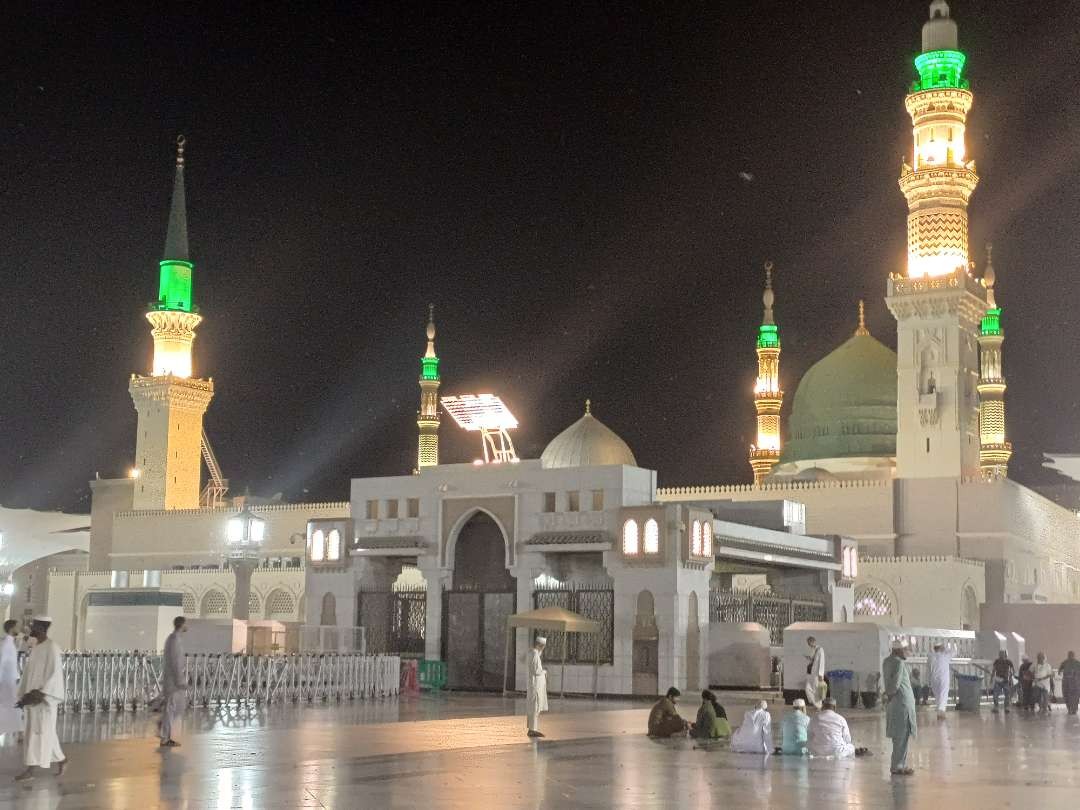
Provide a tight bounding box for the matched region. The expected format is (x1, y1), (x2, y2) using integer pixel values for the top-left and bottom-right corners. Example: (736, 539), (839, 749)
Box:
(709, 588), (828, 646)
(357, 587), (426, 655)
(442, 589), (515, 690)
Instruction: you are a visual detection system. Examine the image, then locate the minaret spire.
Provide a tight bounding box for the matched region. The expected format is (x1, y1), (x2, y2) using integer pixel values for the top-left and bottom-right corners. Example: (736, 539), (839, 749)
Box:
(855, 300), (870, 336)
(129, 137), (215, 509)
(978, 244), (1012, 479)
(164, 135), (189, 261)
(416, 304), (442, 471)
(749, 261), (783, 485)
(899, 1), (977, 278)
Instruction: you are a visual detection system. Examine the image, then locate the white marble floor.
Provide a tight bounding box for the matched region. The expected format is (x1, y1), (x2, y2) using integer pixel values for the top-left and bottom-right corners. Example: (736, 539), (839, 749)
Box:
(0, 695), (1076, 808)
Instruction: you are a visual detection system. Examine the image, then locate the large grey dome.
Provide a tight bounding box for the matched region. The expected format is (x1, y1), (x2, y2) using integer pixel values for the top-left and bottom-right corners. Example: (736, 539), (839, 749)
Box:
(540, 404), (637, 469)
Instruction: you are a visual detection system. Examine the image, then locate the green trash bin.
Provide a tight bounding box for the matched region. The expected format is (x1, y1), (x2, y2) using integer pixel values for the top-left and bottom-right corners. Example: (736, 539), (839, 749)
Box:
(956, 673), (982, 712)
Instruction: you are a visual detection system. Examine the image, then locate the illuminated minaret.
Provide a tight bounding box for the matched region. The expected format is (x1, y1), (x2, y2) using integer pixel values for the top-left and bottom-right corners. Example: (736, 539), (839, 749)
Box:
(749, 262), (782, 485)
(887, 1), (986, 479)
(899, 0), (978, 279)
(416, 304), (441, 470)
(977, 245), (1011, 479)
(128, 136), (214, 509)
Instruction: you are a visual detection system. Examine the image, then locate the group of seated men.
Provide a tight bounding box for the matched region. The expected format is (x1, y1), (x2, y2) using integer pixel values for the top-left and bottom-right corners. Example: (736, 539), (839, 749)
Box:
(648, 687), (867, 759)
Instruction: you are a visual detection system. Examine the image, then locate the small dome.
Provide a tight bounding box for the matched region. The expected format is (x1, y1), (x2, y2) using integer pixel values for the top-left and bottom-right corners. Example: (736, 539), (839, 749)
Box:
(780, 333), (897, 466)
(541, 404), (637, 469)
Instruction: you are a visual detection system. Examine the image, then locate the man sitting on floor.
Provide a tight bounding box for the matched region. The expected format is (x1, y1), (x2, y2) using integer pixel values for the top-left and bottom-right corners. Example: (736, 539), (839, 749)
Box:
(648, 687), (688, 737)
(777, 698), (809, 755)
(808, 698), (868, 758)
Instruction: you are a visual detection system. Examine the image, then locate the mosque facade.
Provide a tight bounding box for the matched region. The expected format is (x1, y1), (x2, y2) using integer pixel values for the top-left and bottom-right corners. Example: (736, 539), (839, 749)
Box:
(2, 1), (1066, 676)
(664, 1), (1078, 631)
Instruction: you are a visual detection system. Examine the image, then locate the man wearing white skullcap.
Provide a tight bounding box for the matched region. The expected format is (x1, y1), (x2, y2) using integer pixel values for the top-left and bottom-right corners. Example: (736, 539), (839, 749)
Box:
(729, 700), (773, 754)
(526, 636), (549, 738)
(883, 639), (917, 776)
(15, 616), (65, 781)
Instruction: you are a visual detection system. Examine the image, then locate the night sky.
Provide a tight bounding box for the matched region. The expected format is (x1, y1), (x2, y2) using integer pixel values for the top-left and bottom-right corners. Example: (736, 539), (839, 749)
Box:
(3, 1), (1080, 512)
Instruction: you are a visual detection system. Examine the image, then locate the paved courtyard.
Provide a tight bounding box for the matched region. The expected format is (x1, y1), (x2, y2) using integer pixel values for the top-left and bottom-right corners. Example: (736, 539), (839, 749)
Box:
(0, 694), (1076, 808)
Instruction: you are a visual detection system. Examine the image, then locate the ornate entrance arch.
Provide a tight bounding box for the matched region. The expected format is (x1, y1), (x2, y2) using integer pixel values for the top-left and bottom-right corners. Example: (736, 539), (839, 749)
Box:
(443, 510), (517, 689)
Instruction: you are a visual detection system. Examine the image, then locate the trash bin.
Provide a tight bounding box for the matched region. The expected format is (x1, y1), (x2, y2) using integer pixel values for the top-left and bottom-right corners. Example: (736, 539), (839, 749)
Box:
(827, 670), (855, 709)
(955, 673), (983, 711)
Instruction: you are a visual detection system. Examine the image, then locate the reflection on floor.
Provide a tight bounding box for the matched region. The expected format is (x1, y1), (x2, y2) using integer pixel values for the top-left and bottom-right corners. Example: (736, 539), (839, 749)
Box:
(0, 694), (1077, 809)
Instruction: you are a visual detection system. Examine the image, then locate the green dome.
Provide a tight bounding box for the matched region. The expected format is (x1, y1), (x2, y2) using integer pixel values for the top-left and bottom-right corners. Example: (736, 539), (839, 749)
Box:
(780, 333), (897, 465)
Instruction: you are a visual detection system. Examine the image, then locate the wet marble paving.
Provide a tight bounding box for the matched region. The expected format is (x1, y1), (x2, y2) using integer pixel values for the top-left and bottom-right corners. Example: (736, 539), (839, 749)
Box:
(0, 694), (1076, 808)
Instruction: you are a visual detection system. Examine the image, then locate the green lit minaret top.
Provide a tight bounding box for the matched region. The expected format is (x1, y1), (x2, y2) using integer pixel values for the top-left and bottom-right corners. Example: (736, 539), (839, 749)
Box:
(912, 1), (968, 92)
(421, 304), (439, 380)
(757, 262), (779, 349)
(155, 136), (195, 313)
(981, 245), (1002, 336)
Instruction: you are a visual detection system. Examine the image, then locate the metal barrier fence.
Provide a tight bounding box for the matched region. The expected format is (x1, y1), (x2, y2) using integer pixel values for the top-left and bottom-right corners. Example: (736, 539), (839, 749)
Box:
(532, 585), (615, 664)
(47, 652), (400, 713)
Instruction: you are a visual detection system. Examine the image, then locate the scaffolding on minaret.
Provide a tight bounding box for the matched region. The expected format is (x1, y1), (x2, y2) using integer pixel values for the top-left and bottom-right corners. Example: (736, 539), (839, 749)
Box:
(749, 261), (783, 485)
(416, 304), (441, 471)
(977, 245), (1012, 479)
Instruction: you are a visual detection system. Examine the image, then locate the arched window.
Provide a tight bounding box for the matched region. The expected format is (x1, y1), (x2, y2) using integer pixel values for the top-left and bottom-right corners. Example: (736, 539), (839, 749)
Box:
(311, 529), (325, 562)
(702, 523), (713, 558)
(200, 589), (229, 616)
(181, 591), (197, 616)
(265, 588), (296, 619)
(622, 519), (639, 555)
(327, 529), (341, 561)
(643, 518), (659, 554)
(850, 549), (858, 578)
(854, 586), (893, 618)
(691, 520), (702, 556)
(248, 591), (261, 618)
(320, 592), (337, 626)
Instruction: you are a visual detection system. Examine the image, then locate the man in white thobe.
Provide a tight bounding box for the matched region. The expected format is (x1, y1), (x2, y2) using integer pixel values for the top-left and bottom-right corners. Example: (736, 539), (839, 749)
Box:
(526, 636), (548, 738)
(927, 643), (953, 717)
(15, 616), (65, 782)
(0, 620), (24, 739)
(729, 700), (773, 754)
(808, 698), (856, 758)
(160, 616), (188, 747)
(805, 637), (826, 709)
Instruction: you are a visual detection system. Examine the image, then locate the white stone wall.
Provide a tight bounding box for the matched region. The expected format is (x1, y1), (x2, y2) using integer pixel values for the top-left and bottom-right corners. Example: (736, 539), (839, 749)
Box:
(46, 567), (306, 650)
(856, 556), (986, 628)
(109, 502), (348, 569)
(659, 481), (897, 555)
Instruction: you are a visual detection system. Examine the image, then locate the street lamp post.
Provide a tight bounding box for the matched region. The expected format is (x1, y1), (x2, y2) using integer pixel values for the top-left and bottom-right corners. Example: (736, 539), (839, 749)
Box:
(226, 508), (265, 621)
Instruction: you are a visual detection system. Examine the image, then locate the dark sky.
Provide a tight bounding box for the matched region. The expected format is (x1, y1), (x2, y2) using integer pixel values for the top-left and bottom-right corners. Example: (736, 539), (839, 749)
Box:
(3, 1), (1080, 512)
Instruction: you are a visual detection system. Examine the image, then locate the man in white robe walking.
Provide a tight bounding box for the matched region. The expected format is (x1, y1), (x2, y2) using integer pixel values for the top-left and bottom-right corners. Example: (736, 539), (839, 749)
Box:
(927, 643), (953, 718)
(159, 616), (188, 747)
(526, 636), (548, 738)
(805, 637), (826, 709)
(0, 620), (24, 740)
(15, 617), (65, 781)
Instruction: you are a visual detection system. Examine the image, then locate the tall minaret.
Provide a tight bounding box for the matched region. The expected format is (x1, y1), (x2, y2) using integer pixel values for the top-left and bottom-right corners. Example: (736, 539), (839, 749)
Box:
(977, 245), (1012, 479)
(416, 304), (441, 471)
(749, 262), (782, 485)
(128, 137), (214, 509)
(886, 1), (986, 480)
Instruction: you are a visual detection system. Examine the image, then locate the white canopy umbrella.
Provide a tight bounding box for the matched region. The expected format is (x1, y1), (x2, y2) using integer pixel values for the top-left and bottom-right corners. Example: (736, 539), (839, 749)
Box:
(0, 506), (89, 575)
(503, 605), (602, 698)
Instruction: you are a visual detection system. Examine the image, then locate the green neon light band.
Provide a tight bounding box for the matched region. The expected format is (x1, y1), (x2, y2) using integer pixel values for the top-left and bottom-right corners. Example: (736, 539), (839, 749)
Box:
(155, 260), (194, 312)
(421, 356), (440, 380)
(912, 50), (968, 92)
(757, 324), (779, 349)
(981, 307), (1002, 336)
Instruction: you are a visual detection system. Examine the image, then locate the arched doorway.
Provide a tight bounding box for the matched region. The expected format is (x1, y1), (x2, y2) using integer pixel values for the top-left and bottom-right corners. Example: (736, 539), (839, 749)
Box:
(320, 592), (337, 626)
(443, 511), (516, 690)
(961, 585), (978, 630)
(686, 592), (700, 691)
(632, 590), (658, 696)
